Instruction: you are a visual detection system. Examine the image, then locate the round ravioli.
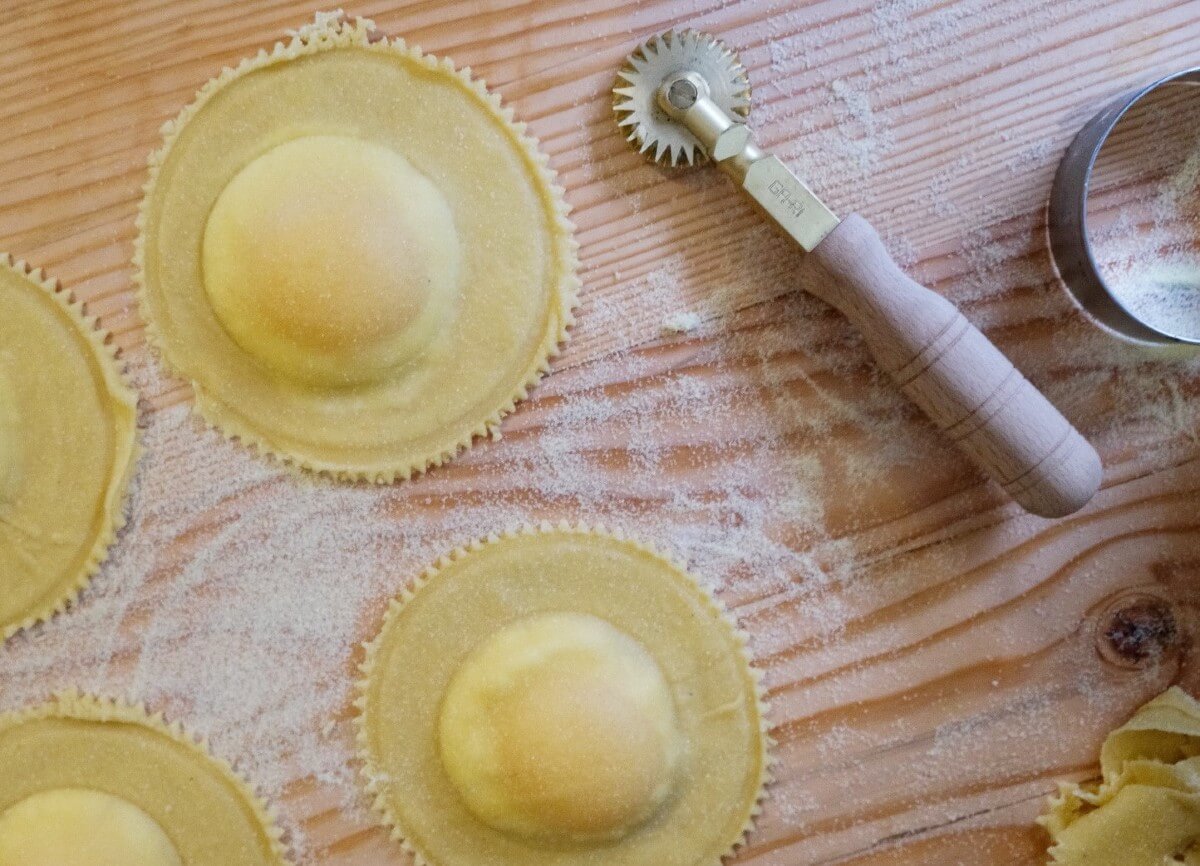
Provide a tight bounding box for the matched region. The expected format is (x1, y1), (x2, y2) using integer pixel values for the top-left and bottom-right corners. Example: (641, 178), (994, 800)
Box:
(0, 693), (289, 866)
(0, 257), (137, 640)
(356, 526), (770, 866)
(136, 13), (578, 480)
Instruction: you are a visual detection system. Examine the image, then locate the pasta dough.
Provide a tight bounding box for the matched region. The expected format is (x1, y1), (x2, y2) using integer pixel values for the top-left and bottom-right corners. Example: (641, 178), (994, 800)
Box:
(202, 135), (459, 387)
(357, 526), (770, 866)
(0, 693), (290, 866)
(136, 13), (578, 480)
(0, 257), (138, 640)
(438, 612), (684, 845)
(0, 370), (19, 501)
(1041, 686), (1200, 864)
(0, 788), (182, 866)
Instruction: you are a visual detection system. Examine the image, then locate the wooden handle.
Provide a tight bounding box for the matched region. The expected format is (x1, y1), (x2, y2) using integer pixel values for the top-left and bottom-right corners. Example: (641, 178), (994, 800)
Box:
(807, 214), (1102, 517)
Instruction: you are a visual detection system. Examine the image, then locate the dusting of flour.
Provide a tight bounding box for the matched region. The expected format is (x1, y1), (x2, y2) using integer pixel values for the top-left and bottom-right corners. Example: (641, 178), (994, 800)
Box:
(0, 1), (1198, 864)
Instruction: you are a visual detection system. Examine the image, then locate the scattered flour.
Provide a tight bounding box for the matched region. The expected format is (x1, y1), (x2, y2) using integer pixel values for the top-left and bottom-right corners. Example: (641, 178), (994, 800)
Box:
(0, 315), (874, 859)
(0, 2), (1197, 865)
(660, 310), (702, 334)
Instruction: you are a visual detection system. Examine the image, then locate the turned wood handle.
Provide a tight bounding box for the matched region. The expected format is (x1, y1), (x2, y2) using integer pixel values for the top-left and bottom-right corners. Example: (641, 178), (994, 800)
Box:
(807, 214), (1102, 517)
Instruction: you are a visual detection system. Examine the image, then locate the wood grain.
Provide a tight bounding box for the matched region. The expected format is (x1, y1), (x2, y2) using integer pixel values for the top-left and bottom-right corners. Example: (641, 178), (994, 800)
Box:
(808, 213), (1102, 517)
(1, 1), (1199, 865)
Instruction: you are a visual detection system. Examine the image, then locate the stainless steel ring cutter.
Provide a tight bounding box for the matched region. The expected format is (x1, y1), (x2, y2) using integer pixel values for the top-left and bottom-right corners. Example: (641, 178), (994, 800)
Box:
(1048, 67), (1200, 346)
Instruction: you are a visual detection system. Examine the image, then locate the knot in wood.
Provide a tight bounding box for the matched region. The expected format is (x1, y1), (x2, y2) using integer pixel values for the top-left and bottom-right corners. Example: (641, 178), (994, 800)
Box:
(1097, 594), (1178, 668)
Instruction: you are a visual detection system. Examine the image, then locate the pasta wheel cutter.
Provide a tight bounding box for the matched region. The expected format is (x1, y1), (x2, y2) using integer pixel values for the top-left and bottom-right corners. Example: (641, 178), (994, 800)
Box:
(613, 30), (1103, 518)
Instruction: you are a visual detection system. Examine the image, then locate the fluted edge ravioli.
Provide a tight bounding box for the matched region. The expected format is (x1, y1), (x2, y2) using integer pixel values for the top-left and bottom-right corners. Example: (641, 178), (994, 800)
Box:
(0, 692), (291, 865)
(134, 12), (579, 482)
(354, 523), (774, 866)
(0, 256), (138, 641)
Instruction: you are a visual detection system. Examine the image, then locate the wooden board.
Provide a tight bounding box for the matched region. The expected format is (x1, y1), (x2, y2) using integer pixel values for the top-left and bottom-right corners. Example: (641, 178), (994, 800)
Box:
(1, 1), (1199, 864)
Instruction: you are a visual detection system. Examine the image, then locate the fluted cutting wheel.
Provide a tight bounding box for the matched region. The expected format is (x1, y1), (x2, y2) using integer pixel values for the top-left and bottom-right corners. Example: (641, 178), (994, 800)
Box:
(613, 30), (751, 167)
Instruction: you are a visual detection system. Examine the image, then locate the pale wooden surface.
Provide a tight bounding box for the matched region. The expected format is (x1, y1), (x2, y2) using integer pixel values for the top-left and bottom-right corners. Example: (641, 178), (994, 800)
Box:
(808, 213), (1102, 517)
(1, 1), (1199, 865)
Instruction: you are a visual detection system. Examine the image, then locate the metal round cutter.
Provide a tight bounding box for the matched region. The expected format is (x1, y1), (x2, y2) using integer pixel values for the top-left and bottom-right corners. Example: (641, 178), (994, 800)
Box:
(614, 30), (750, 167)
(1048, 67), (1200, 346)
